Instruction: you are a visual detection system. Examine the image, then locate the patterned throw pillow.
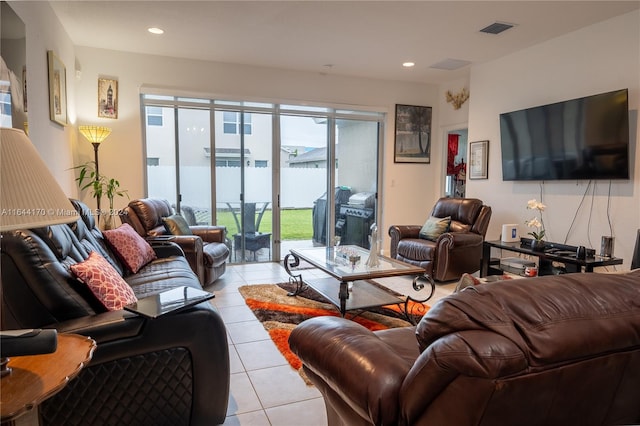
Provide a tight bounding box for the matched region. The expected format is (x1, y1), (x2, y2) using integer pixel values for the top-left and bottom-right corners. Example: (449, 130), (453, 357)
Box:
(454, 273), (481, 292)
(162, 214), (193, 235)
(70, 251), (137, 311)
(103, 223), (157, 273)
(419, 216), (451, 241)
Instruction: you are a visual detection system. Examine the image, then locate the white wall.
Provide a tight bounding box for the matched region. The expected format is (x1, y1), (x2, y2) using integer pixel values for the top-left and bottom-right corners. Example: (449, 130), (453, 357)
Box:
(467, 10), (639, 269)
(71, 46), (441, 250)
(8, 1), (78, 195)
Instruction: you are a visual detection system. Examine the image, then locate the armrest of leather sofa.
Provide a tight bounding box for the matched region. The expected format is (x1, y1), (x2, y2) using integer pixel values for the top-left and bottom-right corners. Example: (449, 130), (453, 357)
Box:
(148, 236), (205, 283)
(46, 303), (230, 425)
(289, 316), (410, 425)
(389, 225), (422, 258)
(190, 225), (227, 244)
(148, 239), (188, 258)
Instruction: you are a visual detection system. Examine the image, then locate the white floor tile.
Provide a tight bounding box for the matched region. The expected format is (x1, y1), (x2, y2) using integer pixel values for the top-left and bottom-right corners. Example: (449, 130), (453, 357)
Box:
(227, 372), (263, 416)
(248, 365), (322, 408)
(265, 398), (327, 426)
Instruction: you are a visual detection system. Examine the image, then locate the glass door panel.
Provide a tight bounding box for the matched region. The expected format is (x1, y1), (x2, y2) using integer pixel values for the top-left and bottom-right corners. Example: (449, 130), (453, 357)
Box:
(177, 108), (211, 225)
(145, 106), (178, 203)
(215, 110), (273, 263)
(280, 115), (328, 257)
(335, 119), (379, 250)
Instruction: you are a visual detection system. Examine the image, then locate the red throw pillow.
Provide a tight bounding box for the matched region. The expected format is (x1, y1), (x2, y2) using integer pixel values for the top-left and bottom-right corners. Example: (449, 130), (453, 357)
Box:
(70, 251), (138, 311)
(103, 223), (157, 273)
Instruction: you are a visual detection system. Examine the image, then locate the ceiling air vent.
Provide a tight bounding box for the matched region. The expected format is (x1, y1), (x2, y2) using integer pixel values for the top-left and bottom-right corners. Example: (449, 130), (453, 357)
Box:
(480, 22), (514, 35)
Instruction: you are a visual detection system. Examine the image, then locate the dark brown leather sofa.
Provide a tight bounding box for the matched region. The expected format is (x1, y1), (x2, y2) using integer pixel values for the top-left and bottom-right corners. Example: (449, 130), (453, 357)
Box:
(120, 198), (229, 286)
(389, 197), (491, 282)
(290, 270), (640, 426)
(1, 200), (229, 426)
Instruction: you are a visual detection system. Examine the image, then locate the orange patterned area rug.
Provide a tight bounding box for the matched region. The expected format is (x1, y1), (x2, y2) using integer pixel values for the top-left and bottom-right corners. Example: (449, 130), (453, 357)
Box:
(238, 281), (429, 384)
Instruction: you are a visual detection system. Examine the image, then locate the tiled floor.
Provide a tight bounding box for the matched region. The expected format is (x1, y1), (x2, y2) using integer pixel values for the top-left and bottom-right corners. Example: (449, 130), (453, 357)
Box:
(206, 261), (456, 426)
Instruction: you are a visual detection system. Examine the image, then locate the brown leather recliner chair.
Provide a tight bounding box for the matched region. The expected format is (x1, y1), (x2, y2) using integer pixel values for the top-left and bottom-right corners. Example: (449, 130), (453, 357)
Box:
(389, 197), (491, 282)
(120, 198), (229, 286)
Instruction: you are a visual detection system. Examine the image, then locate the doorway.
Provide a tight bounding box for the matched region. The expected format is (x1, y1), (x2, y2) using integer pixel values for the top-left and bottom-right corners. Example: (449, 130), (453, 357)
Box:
(444, 128), (468, 198)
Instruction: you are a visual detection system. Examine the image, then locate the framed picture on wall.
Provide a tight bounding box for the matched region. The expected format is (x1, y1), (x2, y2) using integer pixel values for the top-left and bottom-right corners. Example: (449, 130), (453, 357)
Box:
(469, 140), (489, 179)
(394, 104), (432, 163)
(47, 50), (67, 126)
(98, 78), (118, 119)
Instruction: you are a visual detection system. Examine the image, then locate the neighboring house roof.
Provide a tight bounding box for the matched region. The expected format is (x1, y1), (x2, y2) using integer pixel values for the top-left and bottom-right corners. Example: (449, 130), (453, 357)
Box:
(203, 147), (251, 156)
(288, 147), (325, 164)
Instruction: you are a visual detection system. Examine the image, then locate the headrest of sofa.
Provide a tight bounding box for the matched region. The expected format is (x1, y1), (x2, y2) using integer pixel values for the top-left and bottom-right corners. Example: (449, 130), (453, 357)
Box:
(128, 198), (173, 231)
(69, 199), (96, 230)
(416, 270), (640, 366)
(431, 198), (483, 232)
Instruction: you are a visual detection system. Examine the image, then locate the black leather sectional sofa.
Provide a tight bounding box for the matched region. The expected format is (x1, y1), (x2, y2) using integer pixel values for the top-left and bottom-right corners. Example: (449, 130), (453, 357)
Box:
(1, 199), (229, 425)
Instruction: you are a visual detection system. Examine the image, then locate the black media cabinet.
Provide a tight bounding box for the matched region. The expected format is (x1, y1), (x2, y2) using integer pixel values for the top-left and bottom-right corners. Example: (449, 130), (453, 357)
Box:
(481, 238), (623, 277)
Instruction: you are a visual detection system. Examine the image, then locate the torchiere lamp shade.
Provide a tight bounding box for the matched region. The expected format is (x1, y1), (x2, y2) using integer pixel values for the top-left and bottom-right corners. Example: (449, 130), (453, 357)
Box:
(0, 127), (77, 231)
(78, 125), (111, 143)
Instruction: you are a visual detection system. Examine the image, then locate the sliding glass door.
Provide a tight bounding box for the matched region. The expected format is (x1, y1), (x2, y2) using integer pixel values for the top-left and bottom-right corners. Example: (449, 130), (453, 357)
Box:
(142, 94), (384, 264)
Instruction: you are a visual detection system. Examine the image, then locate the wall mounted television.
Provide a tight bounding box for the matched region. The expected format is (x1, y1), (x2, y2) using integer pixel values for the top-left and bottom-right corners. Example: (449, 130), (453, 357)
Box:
(499, 88), (630, 181)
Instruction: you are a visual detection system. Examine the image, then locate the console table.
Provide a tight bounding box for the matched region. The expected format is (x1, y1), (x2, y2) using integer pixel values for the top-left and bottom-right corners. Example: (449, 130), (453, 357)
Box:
(482, 239), (623, 277)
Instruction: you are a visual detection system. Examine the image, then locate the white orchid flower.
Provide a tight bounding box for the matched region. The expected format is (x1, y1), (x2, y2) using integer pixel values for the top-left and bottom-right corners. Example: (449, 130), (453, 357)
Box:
(527, 199), (546, 211)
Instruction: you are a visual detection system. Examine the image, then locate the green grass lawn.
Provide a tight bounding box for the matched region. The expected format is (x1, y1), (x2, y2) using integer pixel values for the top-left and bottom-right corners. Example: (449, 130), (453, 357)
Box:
(217, 208), (313, 240)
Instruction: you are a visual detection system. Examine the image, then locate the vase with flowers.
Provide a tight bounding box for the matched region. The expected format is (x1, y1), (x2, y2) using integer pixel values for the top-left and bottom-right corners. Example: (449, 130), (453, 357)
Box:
(525, 199), (546, 251)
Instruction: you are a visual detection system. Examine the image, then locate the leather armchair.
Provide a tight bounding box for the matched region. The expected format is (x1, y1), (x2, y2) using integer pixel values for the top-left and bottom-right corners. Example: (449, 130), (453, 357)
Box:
(120, 198), (229, 286)
(389, 197), (491, 282)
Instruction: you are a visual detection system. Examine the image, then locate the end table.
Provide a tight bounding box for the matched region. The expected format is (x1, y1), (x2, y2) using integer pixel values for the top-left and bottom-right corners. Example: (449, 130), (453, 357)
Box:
(0, 333), (96, 425)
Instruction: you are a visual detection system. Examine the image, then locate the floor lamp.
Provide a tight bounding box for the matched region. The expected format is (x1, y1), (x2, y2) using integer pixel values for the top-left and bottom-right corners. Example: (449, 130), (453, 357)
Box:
(78, 125), (112, 213)
(0, 127), (78, 376)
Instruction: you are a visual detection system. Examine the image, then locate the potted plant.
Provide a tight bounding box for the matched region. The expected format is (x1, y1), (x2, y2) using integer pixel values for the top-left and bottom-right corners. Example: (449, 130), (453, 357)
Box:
(72, 161), (128, 229)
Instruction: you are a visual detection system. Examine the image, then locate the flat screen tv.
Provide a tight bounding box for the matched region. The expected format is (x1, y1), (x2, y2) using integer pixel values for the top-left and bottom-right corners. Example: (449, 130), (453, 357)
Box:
(499, 89), (630, 181)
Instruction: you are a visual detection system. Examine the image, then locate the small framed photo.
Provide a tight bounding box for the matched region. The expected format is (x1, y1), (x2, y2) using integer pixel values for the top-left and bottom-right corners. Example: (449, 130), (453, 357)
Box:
(394, 104), (432, 163)
(469, 140), (489, 179)
(98, 78), (118, 119)
(47, 51), (67, 126)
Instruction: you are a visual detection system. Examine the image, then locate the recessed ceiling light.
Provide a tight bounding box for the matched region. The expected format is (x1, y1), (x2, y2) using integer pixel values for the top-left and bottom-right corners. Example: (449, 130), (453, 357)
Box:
(402, 62), (415, 68)
(148, 27), (164, 35)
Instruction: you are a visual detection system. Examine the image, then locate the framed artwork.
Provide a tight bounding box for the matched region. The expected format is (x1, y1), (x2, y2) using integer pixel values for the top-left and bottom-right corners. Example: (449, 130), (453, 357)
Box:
(469, 140), (489, 179)
(394, 104), (432, 163)
(98, 78), (118, 119)
(47, 50), (67, 126)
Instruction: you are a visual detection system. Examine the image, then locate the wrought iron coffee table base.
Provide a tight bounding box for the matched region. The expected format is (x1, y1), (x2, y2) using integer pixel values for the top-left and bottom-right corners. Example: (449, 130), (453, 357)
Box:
(284, 252), (434, 325)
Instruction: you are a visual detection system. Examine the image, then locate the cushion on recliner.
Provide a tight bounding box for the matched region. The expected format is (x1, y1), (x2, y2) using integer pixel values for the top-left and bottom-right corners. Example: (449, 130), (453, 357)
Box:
(397, 238), (435, 261)
(163, 214), (193, 235)
(419, 216), (451, 241)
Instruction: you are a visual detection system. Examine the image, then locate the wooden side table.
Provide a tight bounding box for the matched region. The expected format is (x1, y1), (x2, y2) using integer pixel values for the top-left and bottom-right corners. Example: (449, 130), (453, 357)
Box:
(0, 333), (96, 425)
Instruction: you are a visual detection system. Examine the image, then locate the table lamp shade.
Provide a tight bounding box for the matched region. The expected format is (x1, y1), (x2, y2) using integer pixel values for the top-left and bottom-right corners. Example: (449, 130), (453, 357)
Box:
(0, 128), (77, 231)
(78, 125), (111, 144)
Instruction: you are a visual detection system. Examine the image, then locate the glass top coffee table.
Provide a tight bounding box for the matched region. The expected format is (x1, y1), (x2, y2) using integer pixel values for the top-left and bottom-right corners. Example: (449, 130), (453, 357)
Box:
(284, 245), (434, 321)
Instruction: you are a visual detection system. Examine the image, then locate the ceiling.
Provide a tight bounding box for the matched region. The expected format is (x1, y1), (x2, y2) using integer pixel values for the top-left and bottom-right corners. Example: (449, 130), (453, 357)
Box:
(49, 1), (639, 85)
